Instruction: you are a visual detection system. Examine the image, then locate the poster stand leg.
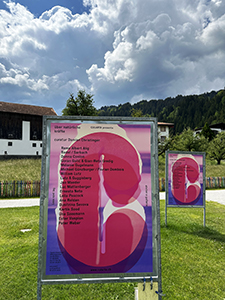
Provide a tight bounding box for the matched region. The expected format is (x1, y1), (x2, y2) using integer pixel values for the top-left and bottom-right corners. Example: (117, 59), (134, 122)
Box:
(203, 206), (206, 227)
(37, 193), (45, 300)
(37, 281), (42, 300)
(165, 202), (167, 227)
(136, 282), (160, 299)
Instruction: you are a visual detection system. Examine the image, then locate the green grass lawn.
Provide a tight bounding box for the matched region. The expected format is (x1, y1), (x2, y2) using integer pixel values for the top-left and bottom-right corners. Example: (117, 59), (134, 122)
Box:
(0, 158), (42, 181)
(0, 201), (224, 299)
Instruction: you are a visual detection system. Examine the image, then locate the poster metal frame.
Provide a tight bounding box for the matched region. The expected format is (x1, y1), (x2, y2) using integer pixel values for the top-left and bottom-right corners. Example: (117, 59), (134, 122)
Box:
(37, 116), (162, 299)
(165, 150), (206, 227)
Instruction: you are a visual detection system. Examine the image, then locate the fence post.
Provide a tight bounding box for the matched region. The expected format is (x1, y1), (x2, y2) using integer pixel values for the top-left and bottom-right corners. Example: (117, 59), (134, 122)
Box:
(12, 180), (15, 197)
(162, 178), (165, 191)
(6, 181), (8, 198)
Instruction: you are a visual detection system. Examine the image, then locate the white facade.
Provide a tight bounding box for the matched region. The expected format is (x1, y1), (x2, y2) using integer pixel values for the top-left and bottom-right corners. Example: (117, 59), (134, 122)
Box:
(0, 121), (42, 156)
(158, 122), (173, 142)
(204, 127), (223, 134)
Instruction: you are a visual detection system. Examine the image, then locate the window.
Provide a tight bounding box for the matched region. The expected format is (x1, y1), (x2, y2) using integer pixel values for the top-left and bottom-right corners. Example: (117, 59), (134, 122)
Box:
(8, 142), (13, 146)
(160, 126), (166, 132)
(32, 143), (37, 147)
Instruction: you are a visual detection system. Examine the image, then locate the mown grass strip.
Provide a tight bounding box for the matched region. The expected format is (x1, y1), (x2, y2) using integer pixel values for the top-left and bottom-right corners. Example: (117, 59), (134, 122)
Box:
(0, 201), (224, 299)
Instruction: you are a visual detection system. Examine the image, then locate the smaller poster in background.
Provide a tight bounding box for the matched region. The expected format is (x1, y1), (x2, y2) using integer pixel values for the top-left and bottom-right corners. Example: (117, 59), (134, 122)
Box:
(166, 151), (205, 207)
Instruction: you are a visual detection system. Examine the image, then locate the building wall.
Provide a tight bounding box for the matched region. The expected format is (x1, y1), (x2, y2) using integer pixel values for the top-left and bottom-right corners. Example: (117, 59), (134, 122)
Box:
(158, 125), (170, 142)
(209, 127), (223, 134)
(0, 121), (42, 156)
(0, 111), (42, 140)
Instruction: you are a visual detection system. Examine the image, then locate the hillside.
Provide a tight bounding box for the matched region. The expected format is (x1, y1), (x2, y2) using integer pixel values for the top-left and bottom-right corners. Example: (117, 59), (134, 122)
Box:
(98, 89), (225, 134)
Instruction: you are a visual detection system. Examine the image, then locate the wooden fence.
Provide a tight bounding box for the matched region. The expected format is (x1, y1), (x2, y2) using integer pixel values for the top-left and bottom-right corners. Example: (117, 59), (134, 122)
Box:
(159, 177), (225, 192)
(0, 177), (224, 198)
(0, 181), (41, 198)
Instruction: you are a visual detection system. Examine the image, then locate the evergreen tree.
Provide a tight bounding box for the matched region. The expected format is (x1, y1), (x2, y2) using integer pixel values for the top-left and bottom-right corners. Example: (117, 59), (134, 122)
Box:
(200, 122), (215, 141)
(97, 89), (223, 134)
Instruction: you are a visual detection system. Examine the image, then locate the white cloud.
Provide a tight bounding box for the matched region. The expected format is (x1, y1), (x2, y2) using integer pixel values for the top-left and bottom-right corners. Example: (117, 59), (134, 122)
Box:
(86, 0), (225, 106)
(0, 0), (225, 113)
(200, 14), (225, 52)
(130, 93), (145, 105)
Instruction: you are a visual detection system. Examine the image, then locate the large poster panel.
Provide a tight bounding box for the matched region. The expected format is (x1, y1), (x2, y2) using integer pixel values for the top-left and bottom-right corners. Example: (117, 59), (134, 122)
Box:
(38, 117), (160, 284)
(166, 151), (205, 207)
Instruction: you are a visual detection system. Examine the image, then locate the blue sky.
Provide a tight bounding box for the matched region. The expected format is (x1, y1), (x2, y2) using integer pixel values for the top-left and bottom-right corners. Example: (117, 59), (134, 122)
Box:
(0, 0), (89, 16)
(0, 0), (225, 115)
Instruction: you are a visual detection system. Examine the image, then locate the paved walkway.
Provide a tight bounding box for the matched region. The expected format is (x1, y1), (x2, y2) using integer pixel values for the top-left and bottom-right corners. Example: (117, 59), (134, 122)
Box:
(0, 190), (224, 208)
(159, 189), (225, 205)
(0, 198), (40, 208)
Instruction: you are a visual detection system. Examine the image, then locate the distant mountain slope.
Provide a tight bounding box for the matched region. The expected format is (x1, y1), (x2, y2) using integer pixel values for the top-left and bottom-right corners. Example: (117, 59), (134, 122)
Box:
(98, 89), (225, 134)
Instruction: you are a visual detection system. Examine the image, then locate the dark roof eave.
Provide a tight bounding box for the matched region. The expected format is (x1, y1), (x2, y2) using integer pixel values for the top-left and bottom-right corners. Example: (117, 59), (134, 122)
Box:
(0, 101), (57, 116)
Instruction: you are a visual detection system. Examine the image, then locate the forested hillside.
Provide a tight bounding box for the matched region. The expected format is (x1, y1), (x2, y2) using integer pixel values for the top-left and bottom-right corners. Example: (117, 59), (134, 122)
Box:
(98, 89), (225, 134)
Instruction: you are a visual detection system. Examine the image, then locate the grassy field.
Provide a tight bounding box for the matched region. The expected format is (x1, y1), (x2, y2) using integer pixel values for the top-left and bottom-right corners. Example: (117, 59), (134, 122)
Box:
(0, 158), (224, 299)
(0, 202), (224, 299)
(0, 158), (42, 181)
(0, 157), (225, 181)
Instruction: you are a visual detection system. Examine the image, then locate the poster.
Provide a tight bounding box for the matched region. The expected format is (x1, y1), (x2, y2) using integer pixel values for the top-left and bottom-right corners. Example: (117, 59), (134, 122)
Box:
(44, 121), (154, 278)
(167, 152), (205, 206)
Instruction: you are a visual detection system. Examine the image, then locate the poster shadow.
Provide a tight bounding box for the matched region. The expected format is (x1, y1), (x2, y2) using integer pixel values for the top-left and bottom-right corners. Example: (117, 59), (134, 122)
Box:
(162, 223), (225, 244)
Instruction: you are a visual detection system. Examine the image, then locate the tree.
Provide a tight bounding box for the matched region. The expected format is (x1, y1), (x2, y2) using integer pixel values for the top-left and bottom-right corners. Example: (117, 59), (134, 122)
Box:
(171, 128), (208, 152)
(207, 131), (225, 164)
(131, 108), (143, 117)
(62, 90), (97, 116)
(200, 122), (215, 141)
(158, 136), (174, 156)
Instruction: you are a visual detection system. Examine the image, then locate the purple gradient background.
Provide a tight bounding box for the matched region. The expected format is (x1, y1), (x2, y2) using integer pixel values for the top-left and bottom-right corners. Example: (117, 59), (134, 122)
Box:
(167, 153), (204, 206)
(46, 122), (153, 276)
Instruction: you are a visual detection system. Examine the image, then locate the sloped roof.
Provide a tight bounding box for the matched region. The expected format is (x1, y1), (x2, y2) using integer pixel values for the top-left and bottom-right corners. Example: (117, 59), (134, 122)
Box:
(209, 123), (225, 130)
(158, 122), (174, 127)
(195, 123), (225, 131)
(0, 101), (57, 116)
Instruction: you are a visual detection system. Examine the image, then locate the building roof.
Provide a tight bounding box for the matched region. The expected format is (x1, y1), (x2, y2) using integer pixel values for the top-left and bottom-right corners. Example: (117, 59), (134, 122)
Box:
(0, 101), (57, 116)
(208, 123), (225, 130)
(158, 122), (174, 127)
(195, 122), (225, 131)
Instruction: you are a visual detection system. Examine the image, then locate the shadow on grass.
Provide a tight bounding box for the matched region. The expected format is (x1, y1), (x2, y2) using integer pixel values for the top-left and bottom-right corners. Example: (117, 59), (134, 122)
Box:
(162, 223), (225, 244)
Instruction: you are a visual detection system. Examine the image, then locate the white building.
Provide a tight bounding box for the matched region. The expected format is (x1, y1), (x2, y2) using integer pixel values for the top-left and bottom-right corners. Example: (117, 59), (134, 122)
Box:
(0, 101), (57, 158)
(195, 123), (225, 136)
(158, 122), (174, 142)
